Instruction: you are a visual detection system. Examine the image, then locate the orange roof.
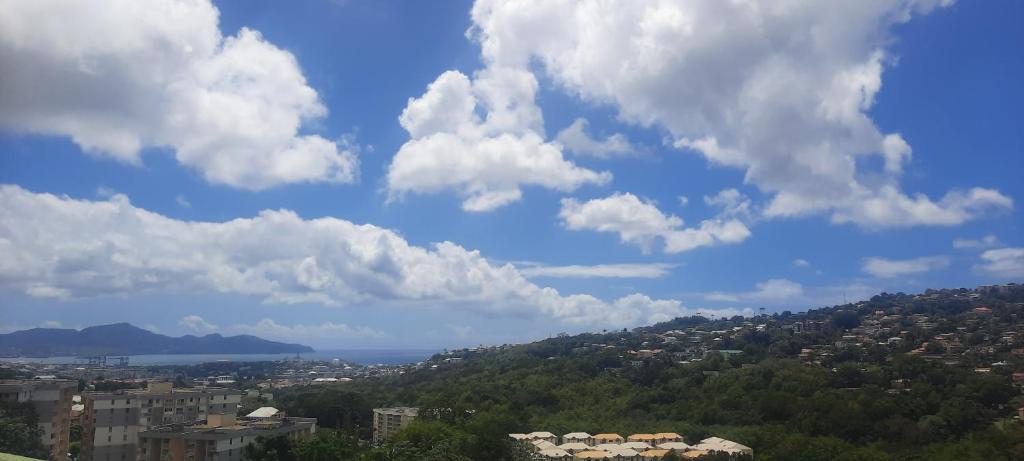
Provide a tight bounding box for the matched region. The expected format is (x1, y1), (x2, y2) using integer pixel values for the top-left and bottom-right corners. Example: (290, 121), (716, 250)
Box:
(640, 449), (670, 457)
(628, 433), (656, 441)
(575, 450), (612, 459)
(683, 450), (709, 459)
(593, 433), (624, 441)
(653, 432), (682, 439)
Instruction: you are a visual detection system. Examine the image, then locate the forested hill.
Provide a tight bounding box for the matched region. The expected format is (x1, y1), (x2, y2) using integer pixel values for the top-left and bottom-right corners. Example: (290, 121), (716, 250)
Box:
(275, 283), (1024, 460)
(0, 323), (314, 356)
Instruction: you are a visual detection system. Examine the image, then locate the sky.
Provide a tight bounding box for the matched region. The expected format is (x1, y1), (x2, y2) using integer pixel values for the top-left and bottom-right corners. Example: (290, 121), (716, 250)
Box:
(0, 0), (1021, 350)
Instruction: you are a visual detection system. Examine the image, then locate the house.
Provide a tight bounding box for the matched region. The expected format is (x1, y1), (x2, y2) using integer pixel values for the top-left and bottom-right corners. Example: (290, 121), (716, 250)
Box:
(639, 449), (670, 459)
(593, 433), (625, 444)
(529, 431), (558, 444)
(537, 447), (571, 459)
(575, 450), (614, 459)
(653, 433), (682, 445)
(595, 443), (624, 452)
(558, 442), (591, 453)
(627, 433), (656, 444)
(656, 442), (690, 450)
(621, 441), (653, 450)
(562, 432), (594, 446)
(694, 437), (753, 456)
(533, 439), (558, 450)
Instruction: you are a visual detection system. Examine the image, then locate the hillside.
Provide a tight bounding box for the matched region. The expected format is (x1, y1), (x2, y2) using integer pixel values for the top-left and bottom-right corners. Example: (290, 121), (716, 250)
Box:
(272, 283), (1024, 460)
(0, 323), (314, 356)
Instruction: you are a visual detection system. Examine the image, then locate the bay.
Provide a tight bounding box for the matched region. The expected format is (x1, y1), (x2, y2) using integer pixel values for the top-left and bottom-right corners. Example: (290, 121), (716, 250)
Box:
(0, 349), (437, 366)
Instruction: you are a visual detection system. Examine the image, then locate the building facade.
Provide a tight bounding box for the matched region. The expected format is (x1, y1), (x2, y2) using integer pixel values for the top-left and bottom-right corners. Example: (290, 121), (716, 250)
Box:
(371, 407), (418, 445)
(137, 413), (316, 461)
(81, 382), (242, 461)
(0, 379), (77, 461)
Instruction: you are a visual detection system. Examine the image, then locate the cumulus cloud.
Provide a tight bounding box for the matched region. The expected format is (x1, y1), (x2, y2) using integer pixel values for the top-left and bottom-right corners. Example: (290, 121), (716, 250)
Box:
(975, 248), (1024, 279)
(518, 263), (675, 279)
(862, 255), (950, 278)
(0, 0), (357, 189)
(953, 234), (1000, 249)
(460, 0), (1009, 228)
(40, 320), (62, 328)
(559, 192), (750, 253)
(179, 315), (218, 334)
(793, 259), (812, 268)
(556, 118), (638, 158)
(0, 185), (688, 327)
(226, 319), (386, 341)
(387, 70), (609, 212)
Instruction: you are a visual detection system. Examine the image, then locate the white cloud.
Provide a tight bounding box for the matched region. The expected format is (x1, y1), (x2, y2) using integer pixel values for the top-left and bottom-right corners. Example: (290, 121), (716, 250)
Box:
(40, 320), (62, 328)
(519, 263), (675, 279)
(226, 319), (385, 341)
(559, 192), (750, 253)
(976, 248), (1024, 279)
(953, 234), (1000, 249)
(0, 0), (357, 190)
(704, 188), (753, 220)
(555, 118), (637, 158)
(0, 185), (687, 328)
(677, 196), (689, 207)
(175, 195), (191, 209)
(386, 70), (609, 212)
(179, 315), (217, 334)
(706, 279), (804, 303)
(793, 259), (812, 268)
(862, 255), (950, 278)
(461, 0), (1009, 228)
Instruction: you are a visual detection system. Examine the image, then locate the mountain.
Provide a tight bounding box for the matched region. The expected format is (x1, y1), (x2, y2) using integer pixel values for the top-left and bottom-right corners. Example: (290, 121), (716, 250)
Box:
(0, 323), (314, 356)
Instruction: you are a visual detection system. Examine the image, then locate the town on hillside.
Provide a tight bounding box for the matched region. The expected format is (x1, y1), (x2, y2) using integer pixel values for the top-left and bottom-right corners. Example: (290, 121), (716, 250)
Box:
(3, 283), (1023, 460)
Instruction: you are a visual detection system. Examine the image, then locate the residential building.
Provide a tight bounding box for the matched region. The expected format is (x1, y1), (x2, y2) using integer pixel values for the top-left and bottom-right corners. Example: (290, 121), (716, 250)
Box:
(81, 382), (242, 461)
(137, 412), (315, 461)
(371, 407), (418, 445)
(561, 432), (593, 446)
(0, 379), (76, 461)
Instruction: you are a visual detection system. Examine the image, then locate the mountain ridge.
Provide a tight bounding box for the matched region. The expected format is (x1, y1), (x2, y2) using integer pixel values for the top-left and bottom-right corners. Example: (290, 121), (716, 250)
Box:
(0, 322), (314, 356)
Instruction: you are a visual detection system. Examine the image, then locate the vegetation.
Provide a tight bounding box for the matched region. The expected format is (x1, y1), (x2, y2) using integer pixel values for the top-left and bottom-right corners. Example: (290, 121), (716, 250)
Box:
(255, 285), (1024, 460)
(0, 400), (46, 459)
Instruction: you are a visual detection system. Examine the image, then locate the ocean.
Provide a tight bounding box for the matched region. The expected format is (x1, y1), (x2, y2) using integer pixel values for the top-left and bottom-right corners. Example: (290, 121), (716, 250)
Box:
(0, 349), (437, 366)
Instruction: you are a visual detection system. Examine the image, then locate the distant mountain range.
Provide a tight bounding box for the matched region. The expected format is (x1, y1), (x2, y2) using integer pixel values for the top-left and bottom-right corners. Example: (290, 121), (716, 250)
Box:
(0, 323), (314, 356)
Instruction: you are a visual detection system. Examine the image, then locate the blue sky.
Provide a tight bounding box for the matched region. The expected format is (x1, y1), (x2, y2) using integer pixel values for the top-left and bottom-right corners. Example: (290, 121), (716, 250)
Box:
(0, 0), (1021, 349)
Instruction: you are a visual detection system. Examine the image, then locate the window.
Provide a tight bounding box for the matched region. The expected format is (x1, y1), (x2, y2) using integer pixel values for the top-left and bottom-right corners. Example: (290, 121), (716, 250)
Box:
(125, 408), (129, 413)
(107, 436), (111, 442)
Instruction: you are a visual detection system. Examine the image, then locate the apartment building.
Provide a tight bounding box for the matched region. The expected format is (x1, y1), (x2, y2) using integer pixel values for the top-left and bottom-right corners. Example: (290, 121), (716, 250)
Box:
(81, 382), (242, 461)
(137, 412), (316, 461)
(371, 407), (418, 445)
(0, 379), (77, 461)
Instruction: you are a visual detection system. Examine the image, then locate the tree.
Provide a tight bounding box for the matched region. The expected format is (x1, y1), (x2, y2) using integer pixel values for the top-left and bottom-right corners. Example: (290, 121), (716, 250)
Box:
(0, 400), (46, 459)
